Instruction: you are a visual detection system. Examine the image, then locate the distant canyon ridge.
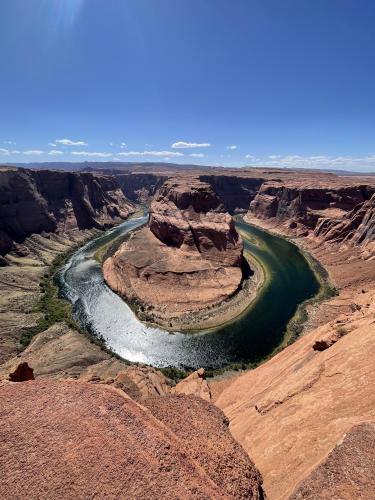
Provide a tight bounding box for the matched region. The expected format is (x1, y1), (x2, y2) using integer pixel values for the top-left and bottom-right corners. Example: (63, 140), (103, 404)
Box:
(1, 163), (374, 261)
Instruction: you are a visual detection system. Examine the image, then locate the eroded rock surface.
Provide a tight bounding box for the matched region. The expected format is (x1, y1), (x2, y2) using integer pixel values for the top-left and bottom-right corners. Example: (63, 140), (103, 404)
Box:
(143, 394), (265, 499)
(216, 289), (375, 499)
(103, 178), (245, 328)
(0, 379), (265, 499)
(0, 167), (134, 256)
(248, 178), (375, 259)
(290, 422), (375, 500)
(314, 192), (375, 258)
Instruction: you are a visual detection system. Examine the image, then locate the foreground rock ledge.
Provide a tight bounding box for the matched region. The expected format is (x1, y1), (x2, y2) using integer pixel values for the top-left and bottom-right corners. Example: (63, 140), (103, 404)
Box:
(103, 178), (247, 328)
(0, 379), (265, 499)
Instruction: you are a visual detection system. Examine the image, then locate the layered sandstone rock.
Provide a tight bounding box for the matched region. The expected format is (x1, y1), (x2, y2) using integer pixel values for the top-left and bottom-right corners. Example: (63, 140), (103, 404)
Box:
(314, 193), (375, 258)
(249, 180), (374, 229)
(0, 379), (265, 499)
(116, 172), (168, 204)
(0, 167), (134, 256)
(103, 178), (245, 327)
(149, 178), (243, 266)
(248, 178), (375, 263)
(216, 289), (375, 499)
(0, 228), (107, 364)
(198, 175), (265, 213)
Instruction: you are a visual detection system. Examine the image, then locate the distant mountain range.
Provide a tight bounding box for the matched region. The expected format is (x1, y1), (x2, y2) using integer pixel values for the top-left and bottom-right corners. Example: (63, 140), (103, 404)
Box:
(1, 161), (374, 176)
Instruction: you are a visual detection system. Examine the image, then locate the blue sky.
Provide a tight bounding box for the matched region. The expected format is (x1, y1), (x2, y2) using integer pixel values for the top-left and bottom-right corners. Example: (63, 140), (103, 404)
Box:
(1, 0), (375, 171)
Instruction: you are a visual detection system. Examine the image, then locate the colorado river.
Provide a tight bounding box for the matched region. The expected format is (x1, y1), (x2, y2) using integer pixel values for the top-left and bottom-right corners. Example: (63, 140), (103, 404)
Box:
(58, 215), (320, 370)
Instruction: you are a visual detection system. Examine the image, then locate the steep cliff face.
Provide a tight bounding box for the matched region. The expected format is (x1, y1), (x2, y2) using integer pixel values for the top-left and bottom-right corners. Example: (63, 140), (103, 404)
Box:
(115, 172), (168, 204)
(249, 180), (375, 254)
(250, 181), (373, 227)
(199, 175), (265, 213)
(149, 178), (243, 267)
(103, 178), (245, 328)
(0, 168), (134, 256)
(314, 193), (375, 258)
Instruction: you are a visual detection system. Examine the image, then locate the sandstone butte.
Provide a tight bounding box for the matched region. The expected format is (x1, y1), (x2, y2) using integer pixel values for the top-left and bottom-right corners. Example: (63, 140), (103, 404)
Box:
(103, 177), (245, 328)
(1, 165), (375, 499)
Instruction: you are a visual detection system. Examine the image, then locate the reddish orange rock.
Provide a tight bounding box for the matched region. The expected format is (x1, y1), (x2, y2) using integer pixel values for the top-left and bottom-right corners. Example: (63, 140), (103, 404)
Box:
(0, 379), (265, 499)
(103, 178), (245, 327)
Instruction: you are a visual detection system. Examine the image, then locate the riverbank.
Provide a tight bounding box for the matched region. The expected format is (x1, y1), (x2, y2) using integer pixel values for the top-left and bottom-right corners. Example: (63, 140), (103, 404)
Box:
(0, 228), (103, 364)
(242, 212), (371, 334)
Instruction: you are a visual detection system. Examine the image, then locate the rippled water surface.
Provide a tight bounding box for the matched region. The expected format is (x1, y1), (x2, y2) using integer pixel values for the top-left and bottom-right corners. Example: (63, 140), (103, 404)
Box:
(58, 215), (320, 369)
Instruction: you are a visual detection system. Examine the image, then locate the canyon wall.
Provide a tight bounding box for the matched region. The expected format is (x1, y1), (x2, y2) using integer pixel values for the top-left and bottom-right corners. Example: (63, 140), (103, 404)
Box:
(250, 180), (374, 227)
(216, 174), (375, 498)
(314, 192), (375, 257)
(248, 179), (375, 257)
(115, 172), (168, 204)
(199, 174), (265, 213)
(0, 167), (134, 256)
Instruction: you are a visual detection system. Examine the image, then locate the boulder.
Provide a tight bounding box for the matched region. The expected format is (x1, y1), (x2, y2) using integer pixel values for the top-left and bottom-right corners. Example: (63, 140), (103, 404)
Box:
(173, 368), (212, 401)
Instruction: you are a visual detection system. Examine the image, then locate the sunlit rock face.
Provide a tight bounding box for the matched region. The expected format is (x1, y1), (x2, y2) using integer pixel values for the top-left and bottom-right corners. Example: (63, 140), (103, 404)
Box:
(103, 177), (244, 325)
(149, 178), (243, 266)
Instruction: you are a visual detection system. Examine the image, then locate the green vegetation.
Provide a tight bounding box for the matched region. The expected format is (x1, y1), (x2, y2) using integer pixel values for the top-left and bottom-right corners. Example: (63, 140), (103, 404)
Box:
(19, 244), (123, 362)
(20, 250), (77, 349)
(161, 361), (259, 381)
(281, 251), (339, 347)
(336, 325), (348, 336)
(160, 366), (192, 381)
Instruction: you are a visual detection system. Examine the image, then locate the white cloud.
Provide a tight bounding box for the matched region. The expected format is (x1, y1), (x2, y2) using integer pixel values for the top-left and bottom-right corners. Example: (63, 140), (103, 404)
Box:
(0, 148), (10, 155)
(189, 153), (205, 158)
(4, 140), (16, 145)
(48, 150), (64, 156)
(56, 138), (88, 146)
(171, 141), (210, 149)
(71, 151), (113, 158)
(48, 142), (57, 147)
(226, 145), (237, 150)
(117, 150), (183, 158)
(120, 142), (127, 149)
(245, 154), (259, 161)
(268, 155), (281, 159)
(23, 150), (44, 155)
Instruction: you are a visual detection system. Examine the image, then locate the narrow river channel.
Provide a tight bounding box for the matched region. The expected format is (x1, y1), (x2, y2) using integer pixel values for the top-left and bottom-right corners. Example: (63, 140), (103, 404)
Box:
(58, 215), (320, 370)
